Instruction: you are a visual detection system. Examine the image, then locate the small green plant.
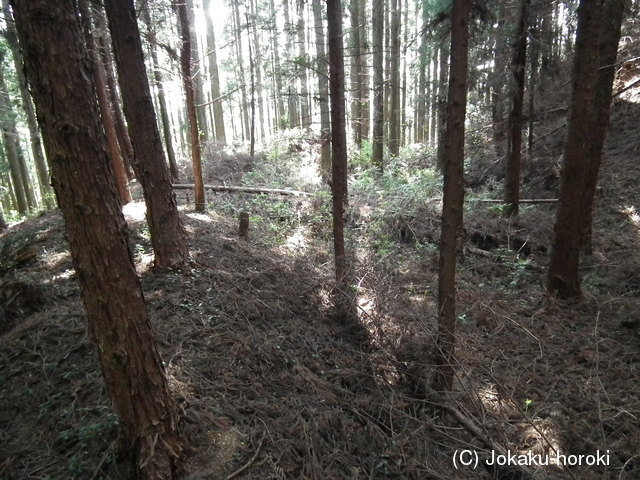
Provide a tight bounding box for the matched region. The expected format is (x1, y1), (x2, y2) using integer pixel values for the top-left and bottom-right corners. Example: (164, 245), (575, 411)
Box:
(524, 398), (533, 413)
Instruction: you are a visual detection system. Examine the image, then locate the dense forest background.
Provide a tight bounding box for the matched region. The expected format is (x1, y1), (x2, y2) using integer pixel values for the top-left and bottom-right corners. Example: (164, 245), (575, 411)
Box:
(2, 0), (640, 479)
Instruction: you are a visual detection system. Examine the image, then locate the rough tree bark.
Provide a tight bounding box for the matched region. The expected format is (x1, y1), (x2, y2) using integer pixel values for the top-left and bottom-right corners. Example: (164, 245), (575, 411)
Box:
(11, 1), (184, 478)
(175, 0), (206, 212)
(78, 0), (131, 205)
(371, 0), (384, 171)
(547, 0), (604, 298)
(328, 0), (349, 287)
(581, 0), (625, 254)
(433, 0), (472, 393)
(104, 0), (188, 269)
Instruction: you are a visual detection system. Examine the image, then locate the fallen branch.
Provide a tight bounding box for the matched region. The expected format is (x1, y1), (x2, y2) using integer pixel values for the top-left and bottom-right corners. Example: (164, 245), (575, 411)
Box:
(426, 389), (541, 480)
(226, 436), (265, 480)
(173, 184), (311, 197)
(613, 77), (640, 98)
(472, 198), (557, 204)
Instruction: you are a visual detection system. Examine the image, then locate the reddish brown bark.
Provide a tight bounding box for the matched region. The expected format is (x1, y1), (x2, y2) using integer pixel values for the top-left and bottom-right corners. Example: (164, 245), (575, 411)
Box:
(175, 0), (206, 212)
(78, 0), (131, 205)
(328, 0), (349, 285)
(11, 0), (184, 478)
(433, 0), (472, 393)
(104, 0), (188, 269)
(547, 0), (604, 298)
(581, 0), (625, 254)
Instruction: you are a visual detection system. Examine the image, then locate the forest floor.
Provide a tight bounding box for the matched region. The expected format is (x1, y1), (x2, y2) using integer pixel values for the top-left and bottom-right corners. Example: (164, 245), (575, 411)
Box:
(3, 68), (640, 480)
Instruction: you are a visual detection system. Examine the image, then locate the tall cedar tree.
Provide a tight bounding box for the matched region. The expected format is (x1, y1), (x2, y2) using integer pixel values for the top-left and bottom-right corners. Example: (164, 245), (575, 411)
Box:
(581, 0), (625, 253)
(175, 0), (206, 211)
(140, 5), (180, 181)
(313, 0), (331, 181)
(78, 0), (132, 205)
(104, 0), (188, 269)
(327, 0), (349, 287)
(0, 49), (35, 213)
(10, 0), (184, 478)
(204, 0), (227, 143)
(547, 0), (604, 298)
(1, 0), (53, 207)
(388, 0), (401, 156)
(187, 0), (209, 141)
(503, 0), (530, 217)
(371, 0), (384, 171)
(349, 0), (364, 147)
(433, 0), (472, 393)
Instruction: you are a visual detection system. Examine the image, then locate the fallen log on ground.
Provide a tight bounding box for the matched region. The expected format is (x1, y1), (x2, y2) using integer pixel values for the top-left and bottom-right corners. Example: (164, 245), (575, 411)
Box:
(172, 184), (311, 197)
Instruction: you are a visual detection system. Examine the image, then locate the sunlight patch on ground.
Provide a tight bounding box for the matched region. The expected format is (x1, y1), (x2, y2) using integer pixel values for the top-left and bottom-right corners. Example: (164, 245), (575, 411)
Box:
(135, 252), (154, 275)
(283, 225), (308, 251)
(41, 251), (71, 278)
(51, 268), (75, 281)
(296, 162), (322, 186)
(122, 201), (147, 222)
(186, 212), (214, 223)
(621, 205), (640, 232)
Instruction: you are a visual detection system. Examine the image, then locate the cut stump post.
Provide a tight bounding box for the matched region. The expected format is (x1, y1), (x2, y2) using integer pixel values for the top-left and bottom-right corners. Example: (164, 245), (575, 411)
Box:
(238, 211), (249, 238)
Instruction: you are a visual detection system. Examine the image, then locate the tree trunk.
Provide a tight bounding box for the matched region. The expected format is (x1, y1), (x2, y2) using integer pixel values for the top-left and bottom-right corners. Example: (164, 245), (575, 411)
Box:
(141, 5), (180, 181)
(249, 0), (266, 142)
(435, 38), (450, 171)
(297, 0), (312, 128)
(547, 0), (604, 298)
(204, 0), (227, 144)
(232, 0), (252, 139)
(313, 0), (331, 182)
(2, 0), (53, 208)
(433, 0), (472, 393)
(503, 0), (529, 217)
(94, 10), (136, 181)
(580, 0), (625, 254)
(11, 1), (184, 478)
(78, 0), (131, 205)
(104, 0), (189, 269)
(187, 0), (209, 142)
(357, 0), (369, 141)
(270, 0), (287, 130)
(283, 0), (300, 128)
(415, 1), (429, 143)
(246, 10), (256, 158)
(371, 0), (384, 171)
(0, 51), (35, 213)
(328, 0), (349, 289)
(387, 0), (401, 156)
(175, 0), (206, 212)
(349, 0), (363, 147)
(490, 1), (507, 154)
(527, 25), (539, 153)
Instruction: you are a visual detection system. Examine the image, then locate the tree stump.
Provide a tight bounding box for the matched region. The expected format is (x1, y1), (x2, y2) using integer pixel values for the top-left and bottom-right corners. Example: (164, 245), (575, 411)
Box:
(238, 211), (249, 238)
